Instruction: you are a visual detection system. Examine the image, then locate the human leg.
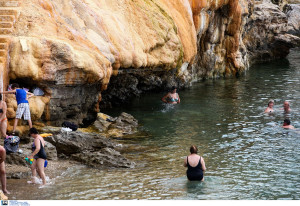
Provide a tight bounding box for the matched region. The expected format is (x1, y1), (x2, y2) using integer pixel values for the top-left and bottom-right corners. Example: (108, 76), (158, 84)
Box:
(0, 120), (7, 138)
(31, 160), (37, 183)
(36, 159), (46, 185)
(0, 161), (9, 194)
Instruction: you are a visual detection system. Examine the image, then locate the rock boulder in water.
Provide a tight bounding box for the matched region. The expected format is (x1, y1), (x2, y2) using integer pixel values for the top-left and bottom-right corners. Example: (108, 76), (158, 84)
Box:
(72, 148), (135, 169)
(93, 112), (138, 137)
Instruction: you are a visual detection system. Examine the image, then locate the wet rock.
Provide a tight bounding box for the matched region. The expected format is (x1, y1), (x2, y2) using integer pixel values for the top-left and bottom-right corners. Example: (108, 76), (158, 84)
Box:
(5, 147), (31, 166)
(44, 141), (58, 161)
(44, 131), (118, 155)
(71, 148), (135, 169)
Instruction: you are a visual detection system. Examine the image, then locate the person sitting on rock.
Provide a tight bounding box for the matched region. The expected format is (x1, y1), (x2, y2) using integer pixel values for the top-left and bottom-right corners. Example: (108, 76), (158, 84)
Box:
(28, 128), (47, 185)
(162, 86), (181, 104)
(282, 119), (295, 129)
(0, 145), (9, 195)
(0, 94), (8, 138)
(264, 99), (275, 113)
(1, 83), (34, 134)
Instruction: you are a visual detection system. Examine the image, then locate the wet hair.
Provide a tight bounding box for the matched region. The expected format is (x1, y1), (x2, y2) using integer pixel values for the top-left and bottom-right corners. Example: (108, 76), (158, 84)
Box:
(190, 145), (198, 154)
(268, 99), (274, 106)
(283, 119), (291, 125)
(29, 127), (39, 135)
(11, 83), (19, 89)
(0, 94), (2, 101)
(171, 86), (177, 92)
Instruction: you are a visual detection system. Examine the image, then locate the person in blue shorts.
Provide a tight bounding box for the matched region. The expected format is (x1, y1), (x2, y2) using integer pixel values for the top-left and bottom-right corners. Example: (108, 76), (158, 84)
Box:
(1, 83), (34, 133)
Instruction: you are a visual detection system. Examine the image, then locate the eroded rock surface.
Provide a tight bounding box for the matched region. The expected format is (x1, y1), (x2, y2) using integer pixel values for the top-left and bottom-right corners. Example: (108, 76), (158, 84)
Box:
(44, 130), (135, 168)
(2, 0), (299, 120)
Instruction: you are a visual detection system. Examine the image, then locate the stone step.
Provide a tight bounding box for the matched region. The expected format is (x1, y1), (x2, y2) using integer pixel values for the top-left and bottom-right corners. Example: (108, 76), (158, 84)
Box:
(0, 50), (7, 57)
(0, 15), (15, 22)
(0, 1), (20, 7)
(0, 9), (18, 17)
(0, 43), (7, 50)
(0, 28), (13, 35)
(0, 22), (13, 29)
(0, 38), (8, 43)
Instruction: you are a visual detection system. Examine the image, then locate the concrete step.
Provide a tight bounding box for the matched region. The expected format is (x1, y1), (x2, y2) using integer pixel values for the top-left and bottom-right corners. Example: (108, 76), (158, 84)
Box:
(0, 22), (13, 29)
(0, 15), (15, 22)
(0, 9), (18, 17)
(0, 1), (20, 7)
(0, 28), (13, 35)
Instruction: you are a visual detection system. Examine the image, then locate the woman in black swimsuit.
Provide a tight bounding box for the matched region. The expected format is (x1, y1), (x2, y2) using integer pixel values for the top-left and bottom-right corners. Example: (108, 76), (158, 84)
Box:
(29, 128), (47, 185)
(184, 145), (206, 181)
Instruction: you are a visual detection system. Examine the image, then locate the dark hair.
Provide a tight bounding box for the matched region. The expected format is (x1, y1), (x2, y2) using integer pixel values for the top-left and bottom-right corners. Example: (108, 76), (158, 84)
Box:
(283, 119), (291, 125)
(268, 100), (274, 106)
(11, 83), (19, 89)
(0, 94), (2, 101)
(29, 127), (39, 135)
(171, 86), (177, 91)
(190, 145), (198, 154)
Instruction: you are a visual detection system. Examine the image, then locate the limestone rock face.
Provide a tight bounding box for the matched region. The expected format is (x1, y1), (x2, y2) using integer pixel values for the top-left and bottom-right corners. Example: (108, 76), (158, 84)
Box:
(285, 4), (300, 37)
(243, 1), (300, 64)
(2, 0), (300, 120)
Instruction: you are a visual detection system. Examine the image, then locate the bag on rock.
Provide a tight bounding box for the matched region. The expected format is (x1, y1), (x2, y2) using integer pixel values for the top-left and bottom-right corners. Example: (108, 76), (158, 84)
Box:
(4, 136), (20, 154)
(62, 121), (78, 131)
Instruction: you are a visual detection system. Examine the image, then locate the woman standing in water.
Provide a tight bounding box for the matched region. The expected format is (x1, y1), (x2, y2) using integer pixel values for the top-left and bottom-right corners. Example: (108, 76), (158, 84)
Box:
(162, 86), (180, 104)
(0, 94), (7, 138)
(184, 145), (206, 181)
(28, 128), (47, 185)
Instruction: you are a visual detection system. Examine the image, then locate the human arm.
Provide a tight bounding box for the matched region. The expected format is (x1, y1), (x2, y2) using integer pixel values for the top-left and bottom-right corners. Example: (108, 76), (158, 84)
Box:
(0, 90), (16, 94)
(183, 156), (187, 167)
(29, 138), (40, 159)
(177, 94), (180, 104)
(201, 157), (206, 171)
(26, 91), (34, 99)
(0, 102), (7, 121)
(161, 93), (169, 103)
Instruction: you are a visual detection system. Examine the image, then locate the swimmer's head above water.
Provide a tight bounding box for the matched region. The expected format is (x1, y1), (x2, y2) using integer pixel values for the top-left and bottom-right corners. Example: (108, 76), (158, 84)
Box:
(268, 99), (274, 108)
(190, 145), (198, 154)
(171, 86), (177, 94)
(283, 119), (291, 126)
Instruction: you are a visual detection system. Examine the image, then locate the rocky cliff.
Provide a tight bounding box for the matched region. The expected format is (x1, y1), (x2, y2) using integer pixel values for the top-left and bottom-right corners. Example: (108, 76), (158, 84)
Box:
(1, 0), (299, 126)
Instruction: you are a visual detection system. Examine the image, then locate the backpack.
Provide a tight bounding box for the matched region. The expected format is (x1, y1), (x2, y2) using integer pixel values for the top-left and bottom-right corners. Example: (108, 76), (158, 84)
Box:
(4, 136), (20, 154)
(62, 121), (78, 131)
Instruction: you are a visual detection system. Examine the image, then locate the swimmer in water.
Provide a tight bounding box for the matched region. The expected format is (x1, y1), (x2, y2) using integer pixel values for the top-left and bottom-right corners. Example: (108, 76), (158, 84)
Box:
(282, 119), (295, 129)
(162, 86), (180, 104)
(184, 145), (206, 181)
(265, 99), (275, 113)
(282, 101), (291, 113)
